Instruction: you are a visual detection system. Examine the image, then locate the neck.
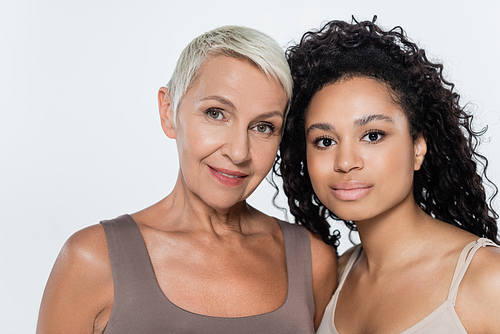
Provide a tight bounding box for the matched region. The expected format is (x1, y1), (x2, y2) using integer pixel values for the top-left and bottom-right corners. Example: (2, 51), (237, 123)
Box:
(157, 172), (255, 235)
(354, 196), (437, 272)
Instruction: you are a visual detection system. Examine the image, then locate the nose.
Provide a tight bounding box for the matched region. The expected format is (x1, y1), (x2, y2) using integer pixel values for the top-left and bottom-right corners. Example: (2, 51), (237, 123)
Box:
(221, 128), (251, 165)
(334, 141), (363, 173)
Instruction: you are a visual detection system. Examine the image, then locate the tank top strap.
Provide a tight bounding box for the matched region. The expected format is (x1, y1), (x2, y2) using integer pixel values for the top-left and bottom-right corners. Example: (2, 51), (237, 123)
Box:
(100, 214), (160, 303)
(338, 244), (362, 289)
(276, 219), (315, 320)
(447, 238), (499, 303)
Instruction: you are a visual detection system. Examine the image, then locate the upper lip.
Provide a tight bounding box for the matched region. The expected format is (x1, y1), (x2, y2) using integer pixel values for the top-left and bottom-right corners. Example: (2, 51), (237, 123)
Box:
(332, 181), (372, 190)
(208, 165), (248, 177)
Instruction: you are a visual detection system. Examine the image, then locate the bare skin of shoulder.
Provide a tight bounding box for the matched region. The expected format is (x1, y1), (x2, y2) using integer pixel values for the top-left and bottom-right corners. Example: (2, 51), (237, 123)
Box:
(455, 240), (500, 333)
(335, 211), (500, 334)
(36, 224), (113, 334)
(309, 230), (338, 327)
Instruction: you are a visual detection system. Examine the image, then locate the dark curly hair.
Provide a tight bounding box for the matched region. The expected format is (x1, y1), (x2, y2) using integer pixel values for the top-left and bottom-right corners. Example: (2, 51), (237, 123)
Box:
(274, 17), (499, 249)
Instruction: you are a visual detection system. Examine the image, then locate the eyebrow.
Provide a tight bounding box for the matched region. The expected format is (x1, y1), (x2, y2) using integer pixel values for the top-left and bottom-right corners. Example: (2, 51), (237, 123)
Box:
(258, 110), (284, 119)
(354, 114), (395, 126)
(201, 95), (236, 110)
(306, 114), (395, 135)
(201, 96), (284, 119)
(306, 122), (334, 134)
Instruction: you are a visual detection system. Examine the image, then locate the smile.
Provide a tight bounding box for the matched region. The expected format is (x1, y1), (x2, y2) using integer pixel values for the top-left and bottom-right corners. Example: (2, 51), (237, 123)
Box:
(218, 171), (244, 178)
(208, 166), (248, 187)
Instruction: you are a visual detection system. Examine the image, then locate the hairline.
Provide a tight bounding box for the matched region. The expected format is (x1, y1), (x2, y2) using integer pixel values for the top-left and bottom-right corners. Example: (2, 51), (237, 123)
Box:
(166, 26), (292, 129)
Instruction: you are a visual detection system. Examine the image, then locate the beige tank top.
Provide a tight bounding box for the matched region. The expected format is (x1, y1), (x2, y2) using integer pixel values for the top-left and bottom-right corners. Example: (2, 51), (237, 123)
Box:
(316, 238), (499, 334)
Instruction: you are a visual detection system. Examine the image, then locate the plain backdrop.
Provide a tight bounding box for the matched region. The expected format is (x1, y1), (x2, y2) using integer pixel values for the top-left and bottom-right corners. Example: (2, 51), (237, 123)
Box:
(1, 0), (499, 332)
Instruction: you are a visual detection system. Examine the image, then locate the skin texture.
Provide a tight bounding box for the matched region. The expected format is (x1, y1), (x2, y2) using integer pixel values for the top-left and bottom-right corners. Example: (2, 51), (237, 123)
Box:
(36, 56), (337, 334)
(306, 77), (426, 223)
(305, 77), (500, 333)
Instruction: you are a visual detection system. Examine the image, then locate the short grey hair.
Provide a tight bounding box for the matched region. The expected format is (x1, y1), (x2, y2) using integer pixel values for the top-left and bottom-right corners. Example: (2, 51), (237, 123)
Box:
(166, 26), (292, 124)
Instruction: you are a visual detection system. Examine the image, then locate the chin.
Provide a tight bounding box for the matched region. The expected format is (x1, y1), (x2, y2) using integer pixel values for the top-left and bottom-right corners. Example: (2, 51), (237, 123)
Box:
(329, 205), (375, 223)
(204, 196), (247, 212)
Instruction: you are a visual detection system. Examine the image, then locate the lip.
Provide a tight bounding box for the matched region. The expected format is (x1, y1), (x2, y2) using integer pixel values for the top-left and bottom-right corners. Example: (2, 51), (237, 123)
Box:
(208, 165), (248, 187)
(331, 181), (372, 201)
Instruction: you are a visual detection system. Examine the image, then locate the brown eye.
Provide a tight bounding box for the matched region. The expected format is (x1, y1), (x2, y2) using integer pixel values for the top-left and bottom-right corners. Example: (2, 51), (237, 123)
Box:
(316, 137), (335, 148)
(321, 138), (332, 147)
(252, 123), (274, 134)
(257, 125), (268, 132)
(362, 131), (384, 142)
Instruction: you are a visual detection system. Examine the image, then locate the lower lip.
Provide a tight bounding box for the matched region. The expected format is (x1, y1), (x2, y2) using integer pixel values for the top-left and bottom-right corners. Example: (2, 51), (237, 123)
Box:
(332, 187), (372, 201)
(208, 166), (247, 187)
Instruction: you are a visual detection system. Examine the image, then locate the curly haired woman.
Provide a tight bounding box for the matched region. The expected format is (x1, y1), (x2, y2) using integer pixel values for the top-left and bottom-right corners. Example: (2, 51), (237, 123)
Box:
(276, 18), (500, 333)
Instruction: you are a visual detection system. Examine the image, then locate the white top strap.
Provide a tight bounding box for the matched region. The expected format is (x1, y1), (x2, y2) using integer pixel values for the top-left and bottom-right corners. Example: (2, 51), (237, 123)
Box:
(338, 245), (362, 289)
(448, 238), (499, 303)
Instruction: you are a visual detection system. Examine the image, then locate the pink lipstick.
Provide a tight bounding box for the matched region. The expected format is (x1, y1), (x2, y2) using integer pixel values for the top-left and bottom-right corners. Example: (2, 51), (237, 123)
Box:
(208, 166), (248, 187)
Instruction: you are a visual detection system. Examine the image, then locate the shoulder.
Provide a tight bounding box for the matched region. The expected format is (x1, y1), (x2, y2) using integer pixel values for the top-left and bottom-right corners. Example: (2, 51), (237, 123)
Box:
(463, 242), (500, 294)
(280, 219), (337, 269)
(45, 223), (113, 299)
(308, 230), (337, 292)
(308, 230), (337, 269)
(37, 224), (113, 333)
(276, 220), (337, 271)
(53, 224), (113, 298)
(457, 241), (500, 332)
(306, 230), (338, 329)
(59, 224), (111, 273)
(459, 240), (500, 293)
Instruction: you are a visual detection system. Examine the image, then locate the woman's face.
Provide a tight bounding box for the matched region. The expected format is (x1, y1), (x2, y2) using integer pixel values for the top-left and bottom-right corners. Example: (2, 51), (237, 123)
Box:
(161, 56), (288, 211)
(304, 77), (425, 222)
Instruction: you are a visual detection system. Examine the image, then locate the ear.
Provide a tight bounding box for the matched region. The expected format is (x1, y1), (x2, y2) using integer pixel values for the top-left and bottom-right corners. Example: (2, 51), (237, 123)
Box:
(158, 87), (176, 139)
(413, 134), (427, 171)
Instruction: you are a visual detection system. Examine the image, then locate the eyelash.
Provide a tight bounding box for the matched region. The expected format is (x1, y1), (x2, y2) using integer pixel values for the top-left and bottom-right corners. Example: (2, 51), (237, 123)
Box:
(205, 108), (225, 120)
(313, 130), (385, 149)
(313, 136), (336, 149)
(205, 108), (277, 135)
(252, 123), (276, 134)
(361, 129), (386, 143)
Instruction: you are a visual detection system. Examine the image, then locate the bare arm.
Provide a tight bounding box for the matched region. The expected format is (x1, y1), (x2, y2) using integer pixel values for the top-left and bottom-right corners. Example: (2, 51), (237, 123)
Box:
(308, 231), (338, 331)
(36, 225), (113, 334)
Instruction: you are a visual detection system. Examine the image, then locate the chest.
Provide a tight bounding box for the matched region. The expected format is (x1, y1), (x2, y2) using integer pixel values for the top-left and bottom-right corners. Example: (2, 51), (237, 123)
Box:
(335, 263), (454, 333)
(99, 219), (315, 334)
(146, 233), (288, 317)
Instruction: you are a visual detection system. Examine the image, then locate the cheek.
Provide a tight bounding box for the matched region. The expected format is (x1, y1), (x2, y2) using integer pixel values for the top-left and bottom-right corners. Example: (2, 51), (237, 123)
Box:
(252, 138), (280, 173)
(374, 144), (415, 187)
(178, 125), (222, 155)
(306, 150), (327, 190)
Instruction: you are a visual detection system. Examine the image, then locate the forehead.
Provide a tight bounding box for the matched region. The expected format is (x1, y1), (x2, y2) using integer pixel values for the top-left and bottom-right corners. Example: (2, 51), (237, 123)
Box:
(182, 55), (287, 113)
(306, 77), (406, 124)
(196, 55), (254, 82)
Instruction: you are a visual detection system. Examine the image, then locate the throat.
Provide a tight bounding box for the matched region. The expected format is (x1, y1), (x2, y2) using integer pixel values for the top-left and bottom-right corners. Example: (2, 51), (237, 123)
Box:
(354, 220), (433, 272)
(164, 181), (254, 235)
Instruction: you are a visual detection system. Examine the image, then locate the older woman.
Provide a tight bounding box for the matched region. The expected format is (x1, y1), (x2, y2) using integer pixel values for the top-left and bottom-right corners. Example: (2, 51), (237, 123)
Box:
(37, 26), (336, 333)
(278, 18), (500, 333)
